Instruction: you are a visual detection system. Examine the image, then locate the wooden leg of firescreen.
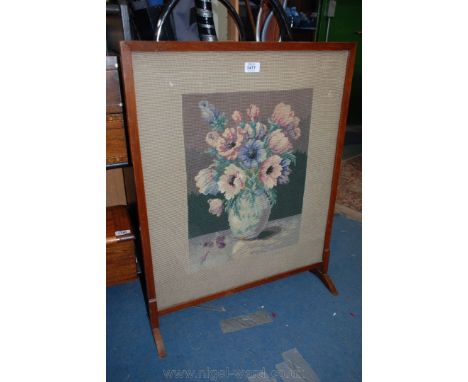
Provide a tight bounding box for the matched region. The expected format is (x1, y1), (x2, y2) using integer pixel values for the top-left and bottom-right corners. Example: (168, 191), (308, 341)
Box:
(149, 301), (167, 358)
(152, 328), (167, 358)
(310, 249), (338, 296)
(311, 268), (338, 295)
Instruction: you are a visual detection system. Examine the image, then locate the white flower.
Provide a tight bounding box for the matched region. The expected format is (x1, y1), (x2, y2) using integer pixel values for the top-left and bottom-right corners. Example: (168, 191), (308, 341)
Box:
(259, 155), (282, 189)
(257, 122), (269, 140)
(198, 100), (217, 123)
(208, 198), (223, 217)
(195, 165), (218, 195)
(243, 123), (255, 138)
(243, 122), (267, 140)
(218, 164), (246, 199)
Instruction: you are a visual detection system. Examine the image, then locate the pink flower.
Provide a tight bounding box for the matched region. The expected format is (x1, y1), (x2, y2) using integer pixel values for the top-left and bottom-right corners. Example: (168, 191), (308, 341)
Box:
(231, 110), (242, 123)
(271, 103), (301, 140)
(268, 129), (292, 154)
(216, 127), (245, 160)
(208, 198), (223, 217)
(246, 104), (260, 121)
(259, 155), (282, 189)
(205, 131), (220, 147)
(218, 164), (246, 199)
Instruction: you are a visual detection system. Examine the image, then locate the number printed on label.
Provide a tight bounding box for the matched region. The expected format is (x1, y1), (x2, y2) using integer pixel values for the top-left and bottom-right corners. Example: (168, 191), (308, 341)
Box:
(244, 62), (260, 73)
(115, 229), (131, 237)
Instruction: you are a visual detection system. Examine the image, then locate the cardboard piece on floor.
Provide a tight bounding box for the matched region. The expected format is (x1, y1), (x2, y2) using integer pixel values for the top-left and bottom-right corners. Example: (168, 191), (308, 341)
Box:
(275, 348), (320, 382)
(220, 310), (273, 333)
(194, 304), (226, 312)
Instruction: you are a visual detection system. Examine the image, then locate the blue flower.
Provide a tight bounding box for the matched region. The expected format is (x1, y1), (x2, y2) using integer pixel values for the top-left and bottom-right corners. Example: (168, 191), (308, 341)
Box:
(198, 100), (222, 124)
(238, 140), (267, 168)
(278, 158), (291, 184)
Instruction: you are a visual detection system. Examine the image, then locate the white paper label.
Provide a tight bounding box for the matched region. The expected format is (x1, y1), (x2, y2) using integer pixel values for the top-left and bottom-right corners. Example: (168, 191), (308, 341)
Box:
(244, 62), (260, 73)
(115, 229), (131, 237)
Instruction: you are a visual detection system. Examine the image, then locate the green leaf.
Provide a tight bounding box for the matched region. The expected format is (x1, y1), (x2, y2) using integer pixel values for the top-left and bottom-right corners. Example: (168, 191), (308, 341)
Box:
(281, 152), (297, 166)
(266, 189), (277, 208)
(224, 197), (236, 213)
(205, 148), (218, 157)
(246, 176), (257, 189)
(214, 157), (231, 174)
(210, 113), (227, 132)
(268, 120), (281, 134)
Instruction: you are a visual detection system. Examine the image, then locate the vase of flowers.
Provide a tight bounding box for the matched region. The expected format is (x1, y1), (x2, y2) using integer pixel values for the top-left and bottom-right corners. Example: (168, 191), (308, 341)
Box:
(195, 100), (301, 240)
(227, 191), (271, 239)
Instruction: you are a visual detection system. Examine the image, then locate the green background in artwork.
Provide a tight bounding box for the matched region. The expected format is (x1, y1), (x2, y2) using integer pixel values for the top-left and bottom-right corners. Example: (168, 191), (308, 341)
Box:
(188, 152), (308, 239)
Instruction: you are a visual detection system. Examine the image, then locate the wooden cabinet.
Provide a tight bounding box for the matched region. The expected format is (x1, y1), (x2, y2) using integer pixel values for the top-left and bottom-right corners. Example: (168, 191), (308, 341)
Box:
(106, 55), (138, 287)
(106, 206), (137, 286)
(106, 114), (128, 166)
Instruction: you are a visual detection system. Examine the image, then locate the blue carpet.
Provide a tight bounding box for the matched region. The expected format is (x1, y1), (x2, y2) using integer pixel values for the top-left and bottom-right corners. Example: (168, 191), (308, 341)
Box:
(107, 214), (361, 381)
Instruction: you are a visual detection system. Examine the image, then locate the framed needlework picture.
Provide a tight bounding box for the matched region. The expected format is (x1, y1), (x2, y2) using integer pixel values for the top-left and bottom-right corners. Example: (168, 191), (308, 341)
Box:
(120, 41), (355, 357)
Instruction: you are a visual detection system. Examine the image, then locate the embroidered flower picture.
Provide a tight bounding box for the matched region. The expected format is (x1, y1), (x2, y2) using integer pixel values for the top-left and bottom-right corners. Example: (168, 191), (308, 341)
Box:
(194, 101), (303, 239)
(183, 89), (312, 272)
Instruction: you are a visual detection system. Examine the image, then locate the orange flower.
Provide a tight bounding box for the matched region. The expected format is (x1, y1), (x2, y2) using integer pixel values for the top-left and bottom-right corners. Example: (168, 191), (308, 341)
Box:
(269, 129), (292, 154)
(246, 104), (260, 121)
(231, 110), (242, 123)
(271, 103), (301, 140)
(216, 127), (245, 160)
(205, 131), (221, 147)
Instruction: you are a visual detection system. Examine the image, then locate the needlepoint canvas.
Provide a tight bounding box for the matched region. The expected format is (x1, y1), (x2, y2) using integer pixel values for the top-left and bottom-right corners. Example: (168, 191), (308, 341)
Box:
(182, 89), (313, 272)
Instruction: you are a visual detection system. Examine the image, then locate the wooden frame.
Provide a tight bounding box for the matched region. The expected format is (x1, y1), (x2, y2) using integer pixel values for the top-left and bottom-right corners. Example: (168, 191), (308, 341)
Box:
(120, 41), (356, 358)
